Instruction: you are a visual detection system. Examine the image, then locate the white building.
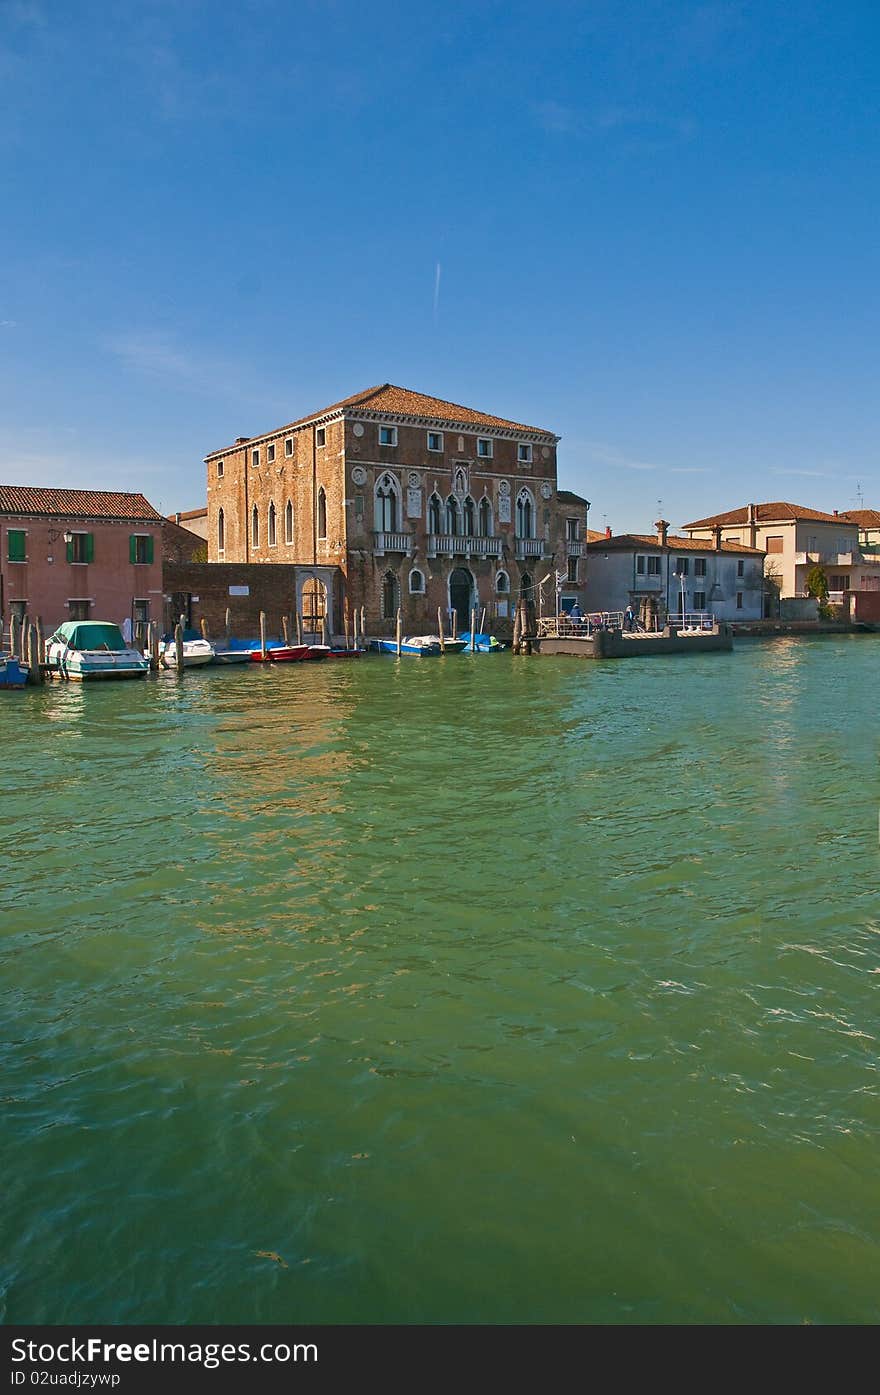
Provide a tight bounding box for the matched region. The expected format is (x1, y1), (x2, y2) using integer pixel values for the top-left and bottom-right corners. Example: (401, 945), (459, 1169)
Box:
(584, 521), (765, 623)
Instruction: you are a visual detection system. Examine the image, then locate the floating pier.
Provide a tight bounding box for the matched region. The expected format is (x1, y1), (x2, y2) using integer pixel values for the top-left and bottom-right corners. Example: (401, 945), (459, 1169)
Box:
(534, 613), (733, 659)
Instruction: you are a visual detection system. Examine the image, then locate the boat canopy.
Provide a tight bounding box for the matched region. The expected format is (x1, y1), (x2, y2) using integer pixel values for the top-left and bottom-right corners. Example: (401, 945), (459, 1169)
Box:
(49, 621), (127, 652)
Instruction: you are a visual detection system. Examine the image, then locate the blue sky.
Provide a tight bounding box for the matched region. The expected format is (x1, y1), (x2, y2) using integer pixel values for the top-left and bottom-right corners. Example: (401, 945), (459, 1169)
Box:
(1, 0), (877, 530)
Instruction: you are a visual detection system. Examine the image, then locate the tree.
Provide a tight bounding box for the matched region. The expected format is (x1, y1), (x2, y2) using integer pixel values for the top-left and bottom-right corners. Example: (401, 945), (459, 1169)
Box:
(804, 564), (829, 601)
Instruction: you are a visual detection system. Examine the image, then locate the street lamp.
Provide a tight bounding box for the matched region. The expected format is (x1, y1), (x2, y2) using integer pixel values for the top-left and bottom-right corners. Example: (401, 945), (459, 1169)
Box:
(673, 570), (686, 628)
(46, 527), (73, 563)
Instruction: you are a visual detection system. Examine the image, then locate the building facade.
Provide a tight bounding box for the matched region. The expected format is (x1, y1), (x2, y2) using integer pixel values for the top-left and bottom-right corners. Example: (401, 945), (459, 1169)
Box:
(681, 502), (875, 602)
(584, 522), (765, 622)
(0, 486), (164, 636)
(205, 384), (588, 633)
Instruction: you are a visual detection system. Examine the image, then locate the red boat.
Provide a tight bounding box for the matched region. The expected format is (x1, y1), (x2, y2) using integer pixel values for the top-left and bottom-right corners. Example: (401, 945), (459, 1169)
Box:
(249, 644), (311, 663)
(326, 648), (364, 659)
(304, 645), (331, 660)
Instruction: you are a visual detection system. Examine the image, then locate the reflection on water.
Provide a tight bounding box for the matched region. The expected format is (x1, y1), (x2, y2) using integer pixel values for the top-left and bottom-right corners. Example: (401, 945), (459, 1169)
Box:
(1, 639), (879, 1324)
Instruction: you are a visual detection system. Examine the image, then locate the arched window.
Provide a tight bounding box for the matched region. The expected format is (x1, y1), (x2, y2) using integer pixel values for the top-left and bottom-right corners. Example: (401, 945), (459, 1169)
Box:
(251, 504), (259, 549)
(479, 497), (492, 537)
(454, 467), (467, 495)
(381, 570), (400, 620)
(463, 496), (475, 536)
(374, 473), (399, 532)
(428, 493), (442, 534)
(285, 499), (294, 545)
(495, 570), (509, 594)
(409, 568), (425, 595)
(516, 489), (533, 538)
(317, 487), (327, 540)
(445, 496), (458, 535)
(268, 501), (276, 547)
(217, 507), (225, 554)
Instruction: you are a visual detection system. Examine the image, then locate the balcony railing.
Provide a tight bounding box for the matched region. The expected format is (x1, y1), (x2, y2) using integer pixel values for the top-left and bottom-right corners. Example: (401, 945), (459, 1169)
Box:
(515, 537), (546, 559)
(633, 573), (664, 589)
(372, 531), (413, 555)
(426, 534), (503, 558)
(565, 539), (583, 556)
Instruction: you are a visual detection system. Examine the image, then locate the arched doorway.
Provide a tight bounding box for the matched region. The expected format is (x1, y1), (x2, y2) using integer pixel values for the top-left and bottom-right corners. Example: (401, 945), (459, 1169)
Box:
(381, 570), (399, 621)
(449, 567), (474, 623)
(302, 577), (327, 636)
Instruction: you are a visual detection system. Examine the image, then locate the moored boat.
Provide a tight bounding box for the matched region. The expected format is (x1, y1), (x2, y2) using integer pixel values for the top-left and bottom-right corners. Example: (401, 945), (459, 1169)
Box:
(304, 645), (331, 660)
(0, 653), (29, 689)
(46, 622), (150, 680)
(369, 636), (442, 656)
(158, 637), (215, 669)
(326, 647), (364, 659)
(250, 643), (311, 662)
(457, 632), (504, 652)
(211, 647), (252, 665)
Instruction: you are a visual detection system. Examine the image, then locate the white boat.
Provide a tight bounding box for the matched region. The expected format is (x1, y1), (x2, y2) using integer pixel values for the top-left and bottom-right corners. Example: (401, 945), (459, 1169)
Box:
(211, 647), (252, 665)
(46, 621), (150, 680)
(157, 637), (216, 669)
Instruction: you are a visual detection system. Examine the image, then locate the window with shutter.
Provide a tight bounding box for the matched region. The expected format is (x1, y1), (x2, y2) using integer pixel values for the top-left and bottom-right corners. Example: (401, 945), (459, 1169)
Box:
(7, 529), (26, 562)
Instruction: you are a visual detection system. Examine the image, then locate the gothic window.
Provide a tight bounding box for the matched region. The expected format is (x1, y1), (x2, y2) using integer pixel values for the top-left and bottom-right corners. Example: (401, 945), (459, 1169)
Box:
(516, 489), (533, 539)
(495, 570), (509, 594)
(317, 487), (327, 540)
(268, 501), (277, 547)
(463, 496), (475, 536)
(251, 504), (259, 548)
(429, 493), (442, 534)
(374, 473), (399, 532)
(479, 496), (492, 537)
(285, 500), (294, 544)
(217, 508), (225, 554)
(445, 496), (459, 535)
(409, 568), (425, 594)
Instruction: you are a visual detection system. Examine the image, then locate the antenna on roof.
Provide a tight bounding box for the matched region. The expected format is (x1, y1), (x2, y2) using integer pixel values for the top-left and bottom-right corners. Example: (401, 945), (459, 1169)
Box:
(855, 480), (864, 509)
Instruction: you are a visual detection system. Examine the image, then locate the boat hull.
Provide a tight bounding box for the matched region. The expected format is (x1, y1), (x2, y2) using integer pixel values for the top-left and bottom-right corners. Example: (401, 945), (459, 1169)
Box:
(211, 650), (252, 665)
(46, 644), (149, 680)
(250, 645), (311, 662)
(0, 656), (29, 689)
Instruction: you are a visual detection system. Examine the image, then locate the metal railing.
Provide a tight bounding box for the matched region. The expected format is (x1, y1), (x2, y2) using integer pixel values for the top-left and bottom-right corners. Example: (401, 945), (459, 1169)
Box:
(665, 611), (716, 631)
(537, 612), (625, 638)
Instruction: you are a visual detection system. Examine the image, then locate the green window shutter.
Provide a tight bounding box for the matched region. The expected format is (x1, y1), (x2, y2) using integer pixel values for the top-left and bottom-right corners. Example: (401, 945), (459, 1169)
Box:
(7, 529), (26, 562)
(146, 535), (154, 564)
(130, 535), (137, 564)
(66, 537), (74, 563)
(85, 533), (94, 563)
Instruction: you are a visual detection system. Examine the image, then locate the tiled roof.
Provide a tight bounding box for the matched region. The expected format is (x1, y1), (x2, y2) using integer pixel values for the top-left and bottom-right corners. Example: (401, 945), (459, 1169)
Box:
(585, 533), (765, 555)
(585, 528), (607, 543)
(840, 508), (880, 528)
(556, 489), (590, 507)
(0, 485), (163, 521)
(682, 502), (852, 528)
(206, 383), (554, 456)
(166, 506), (207, 522)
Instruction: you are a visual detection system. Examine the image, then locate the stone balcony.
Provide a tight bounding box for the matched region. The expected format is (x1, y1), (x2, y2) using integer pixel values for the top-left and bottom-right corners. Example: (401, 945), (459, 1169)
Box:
(372, 531), (413, 556)
(426, 534), (503, 558)
(565, 539), (583, 556)
(514, 537), (547, 560)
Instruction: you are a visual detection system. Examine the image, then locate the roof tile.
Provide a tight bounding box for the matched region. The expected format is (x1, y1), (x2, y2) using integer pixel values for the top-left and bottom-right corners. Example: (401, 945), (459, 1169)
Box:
(0, 485), (163, 521)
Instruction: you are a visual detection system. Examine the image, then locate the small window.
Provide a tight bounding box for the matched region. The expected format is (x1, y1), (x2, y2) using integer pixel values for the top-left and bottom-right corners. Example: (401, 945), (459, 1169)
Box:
(737, 559), (745, 576)
(766, 536), (784, 554)
(68, 600), (91, 621)
(218, 508), (225, 554)
(267, 443), (276, 463)
(7, 529), (26, 562)
(68, 532), (93, 564)
(477, 437), (493, 458)
(676, 557), (689, 575)
(567, 556), (578, 583)
(636, 555), (645, 574)
(317, 487), (327, 539)
(495, 570), (509, 594)
(315, 427), (326, 448)
(694, 557), (706, 576)
(736, 592), (743, 609)
(285, 500), (294, 544)
(379, 425), (398, 447)
(647, 556), (661, 575)
(251, 505), (259, 548)
(268, 502), (277, 547)
(251, 448), (260, 468)
(427, 431), (443, 452)
(133, 599), (150, 625)
(409, 568), (425, 594)
(129, 534), (154, 565)
(518, 443), (532, 463)
(694, 591), (706, 610)
(565, 518), (579, 542)
(285, 438), (293, 457)
(217, 459), (224, 478)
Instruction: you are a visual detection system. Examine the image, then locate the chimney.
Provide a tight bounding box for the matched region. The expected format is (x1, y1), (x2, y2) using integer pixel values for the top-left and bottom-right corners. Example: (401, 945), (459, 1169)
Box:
(655, 518), (669, 547)
(235, 436), (248, 445)
(713, 525), (723, 552)
(605, 525), (612, 539)
(832, 509), (838, 517)
(175, 511), (181, 525)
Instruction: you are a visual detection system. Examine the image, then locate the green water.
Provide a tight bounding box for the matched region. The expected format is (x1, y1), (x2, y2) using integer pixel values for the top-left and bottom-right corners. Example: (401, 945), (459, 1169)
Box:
(2, 638), (878, 1325)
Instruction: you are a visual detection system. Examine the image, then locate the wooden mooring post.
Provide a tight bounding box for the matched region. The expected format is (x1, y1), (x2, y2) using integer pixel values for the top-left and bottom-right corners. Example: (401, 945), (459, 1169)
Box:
(259, 611), (267, 659)
(10, 614), (21, 663)
(343, 599), (350, 651)
(479, 606), (486, 637)
(360, 606), (366, 643)
(437, 607), (446, 654)
(395, 607), (402, 656)
(225, 607), (232, 644)
(450, 608), (457, 642)
(321, 612), (329, 647)
(36, 617), (45, 667)
(512, 601), (522, 654)
(26, 624), (43, 684)
(352, 608), (359, 650)
(281, 614), (290, 645)
(200, 617), (209, 640)
(174, 618), (185, 673)
(148, 621), (160, 671)
(295, 611), (303, 645)
(469, 607), (477, 651)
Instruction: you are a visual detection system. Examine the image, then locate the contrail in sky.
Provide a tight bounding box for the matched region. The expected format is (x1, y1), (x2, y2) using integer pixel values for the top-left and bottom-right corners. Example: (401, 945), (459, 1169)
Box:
(433, 262), (441, 321)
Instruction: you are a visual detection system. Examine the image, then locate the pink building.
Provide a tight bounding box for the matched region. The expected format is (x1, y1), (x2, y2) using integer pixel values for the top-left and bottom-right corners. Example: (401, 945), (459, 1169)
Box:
(0, 486), (164, 637)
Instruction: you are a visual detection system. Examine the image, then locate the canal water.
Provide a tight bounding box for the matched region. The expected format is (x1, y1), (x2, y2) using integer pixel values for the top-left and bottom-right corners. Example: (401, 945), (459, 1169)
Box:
(2, 637), (878, 1324)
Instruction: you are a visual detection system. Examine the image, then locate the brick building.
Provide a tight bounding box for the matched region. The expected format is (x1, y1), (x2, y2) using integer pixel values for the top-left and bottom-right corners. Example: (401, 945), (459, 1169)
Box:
(205, 384), (588, 634)
(0, 486), (164, 636)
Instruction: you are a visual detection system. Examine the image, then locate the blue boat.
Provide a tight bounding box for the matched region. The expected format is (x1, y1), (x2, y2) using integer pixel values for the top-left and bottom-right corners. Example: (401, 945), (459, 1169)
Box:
(457, 632), (504, 652)
(0, 653), (28, 689)
(368, 637), (442, 657)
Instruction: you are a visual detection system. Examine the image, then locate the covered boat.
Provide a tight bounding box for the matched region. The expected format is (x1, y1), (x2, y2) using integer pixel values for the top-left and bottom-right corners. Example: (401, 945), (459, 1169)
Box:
(0, 654), (29, 689)
(158, 636), (215, 669)
(46, 622), (149, 680)
(369, 636), (448, 656)
(457, 632), (504, 652)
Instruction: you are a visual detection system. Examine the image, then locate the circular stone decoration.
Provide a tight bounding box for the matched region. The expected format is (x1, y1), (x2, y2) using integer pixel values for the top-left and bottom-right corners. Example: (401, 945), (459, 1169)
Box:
(498, 480), (510, 497)
(542, 446), (550, 459)
(540, 482), (552, 499)
(408, 470), (420, 488)
(351, 465), (367, 485)
(353, 423), (364, 437)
